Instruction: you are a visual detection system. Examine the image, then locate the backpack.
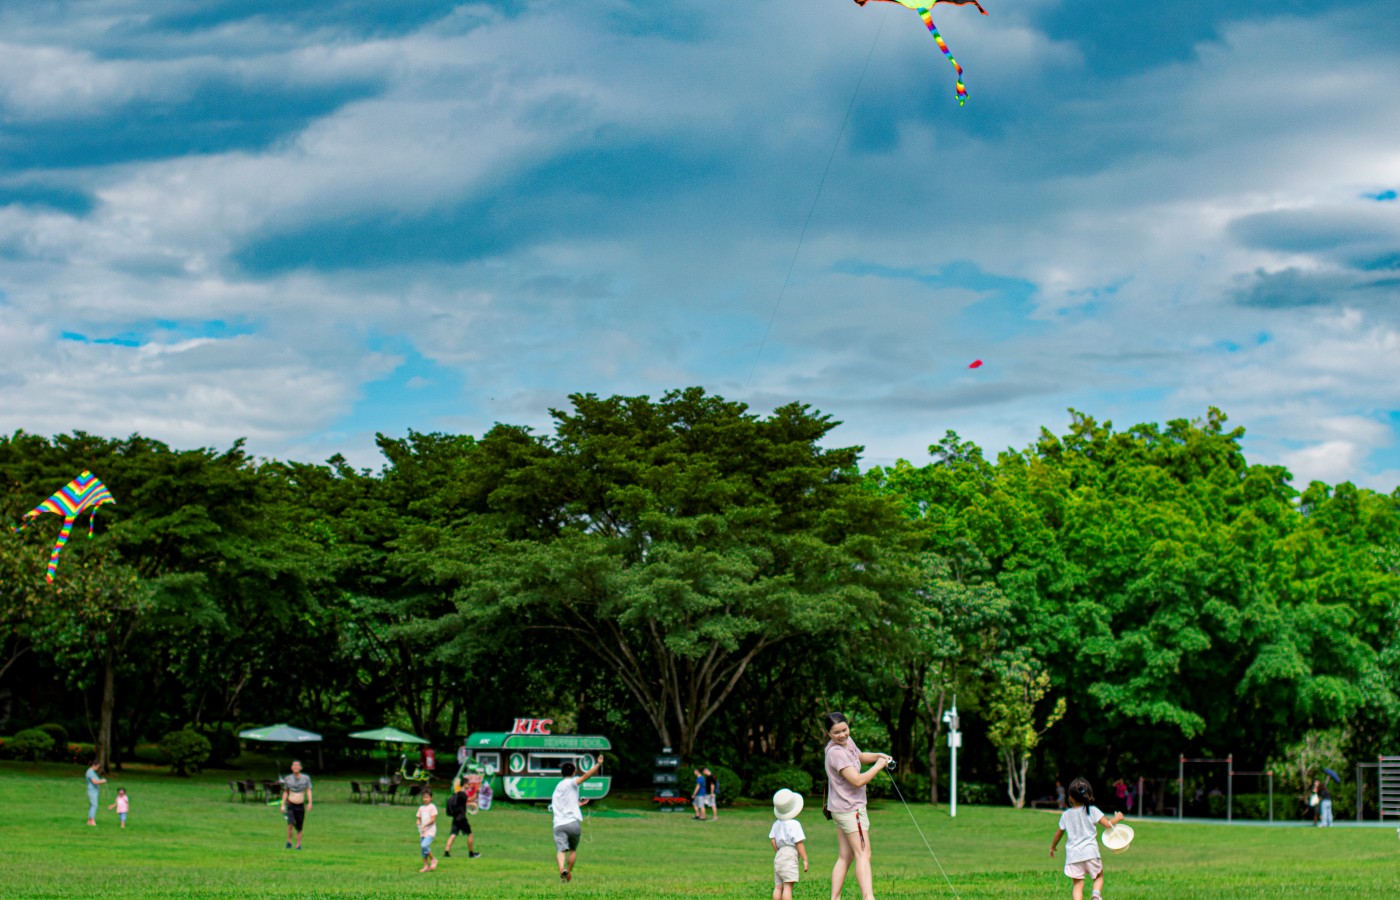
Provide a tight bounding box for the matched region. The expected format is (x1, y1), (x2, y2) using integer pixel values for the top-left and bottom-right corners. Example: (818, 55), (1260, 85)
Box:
(446, 791), (465, 818)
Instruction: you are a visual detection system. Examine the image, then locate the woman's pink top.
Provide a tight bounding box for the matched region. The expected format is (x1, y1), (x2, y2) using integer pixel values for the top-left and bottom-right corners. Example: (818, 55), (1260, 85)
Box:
(825, 738), (866, 813)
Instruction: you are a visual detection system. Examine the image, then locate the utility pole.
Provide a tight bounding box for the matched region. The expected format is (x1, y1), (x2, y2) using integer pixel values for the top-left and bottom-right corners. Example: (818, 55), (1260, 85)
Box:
(943, 697), (961, 818)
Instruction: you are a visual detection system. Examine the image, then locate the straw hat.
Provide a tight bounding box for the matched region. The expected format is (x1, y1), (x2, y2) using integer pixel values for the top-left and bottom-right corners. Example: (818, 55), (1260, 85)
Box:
(773, 789), (805, 821)
(1101, 822), (1135, 853)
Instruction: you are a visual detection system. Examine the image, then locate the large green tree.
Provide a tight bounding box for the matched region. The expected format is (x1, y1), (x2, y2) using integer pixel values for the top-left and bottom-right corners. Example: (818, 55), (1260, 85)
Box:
(467, 388), (920, 758)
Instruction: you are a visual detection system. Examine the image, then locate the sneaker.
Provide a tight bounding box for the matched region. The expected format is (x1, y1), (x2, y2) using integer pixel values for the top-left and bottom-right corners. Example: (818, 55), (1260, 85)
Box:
(560, 870), (569, 882)
(295, 846), (302, 851)
(285, 842), (292, 849)
(469, 852), (481, 859)
(443, 850), (451, 858)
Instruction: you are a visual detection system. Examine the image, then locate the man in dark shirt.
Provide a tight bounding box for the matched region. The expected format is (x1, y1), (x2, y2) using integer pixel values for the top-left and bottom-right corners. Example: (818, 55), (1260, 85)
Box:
(702, 767), (719, 821)
(443, 781), (481, 858)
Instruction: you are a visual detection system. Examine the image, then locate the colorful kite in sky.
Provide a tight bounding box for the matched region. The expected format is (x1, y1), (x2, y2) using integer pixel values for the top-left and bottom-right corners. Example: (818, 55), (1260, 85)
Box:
(13, 471), (116, 582)
(968, 359), (984, 368)
(854, 0), (988, 106)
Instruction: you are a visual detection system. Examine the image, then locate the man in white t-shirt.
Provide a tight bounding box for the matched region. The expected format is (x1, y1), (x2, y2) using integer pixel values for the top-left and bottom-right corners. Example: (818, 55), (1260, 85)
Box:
(550, 754), (604, 883)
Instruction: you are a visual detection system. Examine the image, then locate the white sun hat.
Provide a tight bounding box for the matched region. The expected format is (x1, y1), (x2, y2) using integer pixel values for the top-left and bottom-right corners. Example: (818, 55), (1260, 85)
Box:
(1101, 822), (1135, 853)
(773, 789), (805, 821)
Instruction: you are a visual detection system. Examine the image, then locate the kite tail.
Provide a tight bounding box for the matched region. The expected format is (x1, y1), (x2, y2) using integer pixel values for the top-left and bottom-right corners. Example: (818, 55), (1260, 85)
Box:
(46, 517), (76, 583)
(917, 8), (968, 105)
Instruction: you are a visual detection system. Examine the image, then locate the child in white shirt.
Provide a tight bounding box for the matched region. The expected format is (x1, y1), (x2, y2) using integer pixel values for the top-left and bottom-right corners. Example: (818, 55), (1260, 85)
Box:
(416, 789), (439, 873)
(769, 789), (810, 900)
(1049, 777), (1123, 900)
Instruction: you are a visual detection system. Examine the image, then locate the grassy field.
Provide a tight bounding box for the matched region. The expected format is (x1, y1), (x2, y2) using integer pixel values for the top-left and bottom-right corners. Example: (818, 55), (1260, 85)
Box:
(1, 760), (1397, 898)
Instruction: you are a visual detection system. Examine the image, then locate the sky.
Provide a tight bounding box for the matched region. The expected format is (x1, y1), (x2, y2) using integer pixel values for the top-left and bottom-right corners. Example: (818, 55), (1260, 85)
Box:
(1, 0), (1398, 487)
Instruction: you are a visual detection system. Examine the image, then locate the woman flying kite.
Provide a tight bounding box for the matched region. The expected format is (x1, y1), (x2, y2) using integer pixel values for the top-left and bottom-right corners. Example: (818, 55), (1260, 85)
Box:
(854, 0), (988, 105)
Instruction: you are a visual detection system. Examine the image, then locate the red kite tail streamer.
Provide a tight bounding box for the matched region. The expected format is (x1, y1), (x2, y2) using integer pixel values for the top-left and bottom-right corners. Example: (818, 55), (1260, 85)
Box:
(918, 7), (968, 105)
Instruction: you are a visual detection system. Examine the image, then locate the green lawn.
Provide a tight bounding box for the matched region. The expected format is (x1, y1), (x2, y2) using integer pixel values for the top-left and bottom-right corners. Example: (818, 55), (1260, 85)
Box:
(1, 761), (1396, 898)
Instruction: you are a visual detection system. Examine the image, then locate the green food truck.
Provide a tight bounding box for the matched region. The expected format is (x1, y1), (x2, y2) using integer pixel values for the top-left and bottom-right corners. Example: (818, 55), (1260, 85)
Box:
(463, 723), (612, 803)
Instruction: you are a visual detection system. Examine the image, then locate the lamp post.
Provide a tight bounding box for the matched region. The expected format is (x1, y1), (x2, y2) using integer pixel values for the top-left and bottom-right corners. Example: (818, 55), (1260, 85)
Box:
(943, 698), (961, 819)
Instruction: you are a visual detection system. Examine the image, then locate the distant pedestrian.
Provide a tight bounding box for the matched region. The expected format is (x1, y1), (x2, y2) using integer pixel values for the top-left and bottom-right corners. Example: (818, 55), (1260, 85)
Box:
(83, 757), (106, 826)
(691, 767), (708, 820)
(1055, 780), (1067, 810)
(444, 781), (481, 858)
(769, 789), (809, 900)
(703, 767), (720, 821)
(823, 711), (893, 900)
(1313, 779), (1333, 828)
(1049, 777), (1124, 900)
(107, 787), (130, 829)
(416, 788), (439, 873)
(551, 755), (604, 883)
(1112, 778), (1127, 814)
(280, 760), (313, 850)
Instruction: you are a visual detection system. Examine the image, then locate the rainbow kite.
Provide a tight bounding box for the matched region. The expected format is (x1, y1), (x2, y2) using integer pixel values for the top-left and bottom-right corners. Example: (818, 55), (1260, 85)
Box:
(855, 0), (988, 106)
(13, 471), (116, 582)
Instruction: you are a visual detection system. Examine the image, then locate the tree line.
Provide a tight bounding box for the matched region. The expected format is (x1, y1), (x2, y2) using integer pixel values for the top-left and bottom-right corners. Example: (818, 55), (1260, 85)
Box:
(2, 389), (1396, 807)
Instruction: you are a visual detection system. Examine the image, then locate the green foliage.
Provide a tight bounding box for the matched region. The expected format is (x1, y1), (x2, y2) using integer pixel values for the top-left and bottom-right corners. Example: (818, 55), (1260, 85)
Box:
(158, 728), (212, 775)
(196, 724), (240, 768)
(957, 781), (1002, 805)
(9, 728), (54, 764)
(35, 724), (68, 759)
(750, 765), (813, 800)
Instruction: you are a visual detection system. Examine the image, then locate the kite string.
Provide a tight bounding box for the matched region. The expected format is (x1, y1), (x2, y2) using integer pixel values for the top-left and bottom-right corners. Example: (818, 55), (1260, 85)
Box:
(887, 771), (961, 899)
(746, 15), (886, 388)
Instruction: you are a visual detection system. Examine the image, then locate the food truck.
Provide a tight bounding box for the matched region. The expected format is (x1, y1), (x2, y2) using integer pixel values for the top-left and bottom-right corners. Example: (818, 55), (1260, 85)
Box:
(462, 719), (612, 803)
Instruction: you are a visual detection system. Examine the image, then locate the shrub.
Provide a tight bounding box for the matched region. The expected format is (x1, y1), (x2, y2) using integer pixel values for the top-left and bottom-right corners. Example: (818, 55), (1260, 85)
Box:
(751, 766), (814, 800)
(36, 723), (69, 758)
(10, 728), (55, 764)
(701, 764), (743, 806)
(957, 781), (1001, 805)
(158, 728), (212, 775)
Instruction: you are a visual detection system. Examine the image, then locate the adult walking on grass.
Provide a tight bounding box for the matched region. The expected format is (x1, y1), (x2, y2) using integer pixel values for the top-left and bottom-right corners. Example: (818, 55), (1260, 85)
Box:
(444, 781), (481, 858)
(551, 754), (603, 884)
(823, 712), (891, 900)
(83, 757), (106, 826)
(280, 760), (313, 850)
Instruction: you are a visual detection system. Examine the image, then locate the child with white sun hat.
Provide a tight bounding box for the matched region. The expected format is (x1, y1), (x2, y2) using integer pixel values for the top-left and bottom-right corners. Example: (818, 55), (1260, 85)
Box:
(769, 789), (810, 900)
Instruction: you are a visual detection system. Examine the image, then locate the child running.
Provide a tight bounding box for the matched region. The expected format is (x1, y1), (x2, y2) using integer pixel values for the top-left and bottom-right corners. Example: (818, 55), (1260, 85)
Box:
(107, 788), (129, 829)
(769, 789), (809, 900)
(1049, 777), (1124, 900)
(416, 788), (439, 874)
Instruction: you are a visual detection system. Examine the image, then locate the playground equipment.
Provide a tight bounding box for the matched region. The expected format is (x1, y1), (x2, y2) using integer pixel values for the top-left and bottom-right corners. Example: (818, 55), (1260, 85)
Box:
(1178, 754), (1233, 821)
(1380, 756), (1400, 820)
(461, 719), (612, 803)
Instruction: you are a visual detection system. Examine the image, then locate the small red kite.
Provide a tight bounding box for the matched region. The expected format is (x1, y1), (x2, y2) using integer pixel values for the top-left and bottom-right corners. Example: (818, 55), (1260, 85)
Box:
(968, 360), (984, 368)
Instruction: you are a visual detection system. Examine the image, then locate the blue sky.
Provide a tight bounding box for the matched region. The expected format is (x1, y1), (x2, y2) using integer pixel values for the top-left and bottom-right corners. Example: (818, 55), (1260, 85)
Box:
(1, 0), (1398, 486)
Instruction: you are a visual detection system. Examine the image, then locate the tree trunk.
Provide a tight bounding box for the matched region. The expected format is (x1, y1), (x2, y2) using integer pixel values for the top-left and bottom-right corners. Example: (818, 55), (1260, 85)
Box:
(924, 687), (946, 805)
(98, 649), (116, 772)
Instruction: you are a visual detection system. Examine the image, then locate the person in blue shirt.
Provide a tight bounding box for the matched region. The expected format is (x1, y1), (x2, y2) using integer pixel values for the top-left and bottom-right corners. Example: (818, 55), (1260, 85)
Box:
(84, 757), (107, 826)
(691, 768), (708, 820)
